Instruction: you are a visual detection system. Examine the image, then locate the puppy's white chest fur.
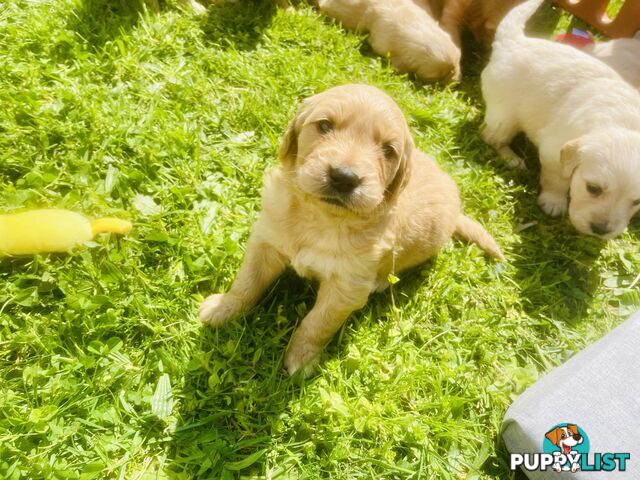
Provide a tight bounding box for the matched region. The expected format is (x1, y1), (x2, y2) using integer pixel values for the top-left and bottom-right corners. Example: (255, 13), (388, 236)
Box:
(290, 237), (365, 281)
(258, 168), (391, 284)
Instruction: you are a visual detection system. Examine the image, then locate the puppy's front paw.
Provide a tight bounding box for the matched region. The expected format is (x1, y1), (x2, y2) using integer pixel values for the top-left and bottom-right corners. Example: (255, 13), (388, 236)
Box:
(284, 339), (321, 378)
(538, 191), (567, 217)
(494, 145), (526, 170)
(506, 154), (526, 171)
(198, 294), (240, 328)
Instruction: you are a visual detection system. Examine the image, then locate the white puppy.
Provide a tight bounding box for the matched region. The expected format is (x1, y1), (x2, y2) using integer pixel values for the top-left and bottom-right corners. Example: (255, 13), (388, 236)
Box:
(318, 0), (461, 82)
(482, 0), (640, 238)
(585, 38), (640, 90)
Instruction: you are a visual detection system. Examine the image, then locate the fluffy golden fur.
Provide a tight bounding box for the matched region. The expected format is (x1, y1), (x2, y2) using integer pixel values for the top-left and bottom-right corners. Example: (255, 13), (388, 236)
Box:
(317, 0), (461, 82)
(482, 0), (640, 238)
(433, 0), (523, 46)
(199, 84), (503, 376)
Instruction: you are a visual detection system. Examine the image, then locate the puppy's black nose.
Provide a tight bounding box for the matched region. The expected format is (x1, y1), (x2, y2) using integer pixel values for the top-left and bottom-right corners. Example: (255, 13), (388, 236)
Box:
(329, 166), (361, 194)
(573, 433), (582, 441)
(590, 222), (611, 236)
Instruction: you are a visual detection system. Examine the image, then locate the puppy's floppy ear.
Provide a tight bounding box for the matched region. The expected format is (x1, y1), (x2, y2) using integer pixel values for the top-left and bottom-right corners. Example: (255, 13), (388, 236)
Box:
(278, 94), (319, 166)
(385, 137), (414, 201)
(560, 137), (583, 178)
(278, 118), (298, 166)
(567, 424), (579, 436)
(545, 427), (561, 446)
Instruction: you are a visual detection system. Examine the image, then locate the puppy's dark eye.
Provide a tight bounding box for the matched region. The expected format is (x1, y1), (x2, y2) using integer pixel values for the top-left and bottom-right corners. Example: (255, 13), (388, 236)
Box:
(633, 199), (640, 207)
(586, 183), (603, 197)
(317, 119), (333, 134)
(382, 143), (396, 159)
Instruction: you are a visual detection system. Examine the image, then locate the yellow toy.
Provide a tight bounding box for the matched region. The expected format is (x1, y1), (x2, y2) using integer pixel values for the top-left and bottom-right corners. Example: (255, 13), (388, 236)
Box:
(0, 209), (132, 256)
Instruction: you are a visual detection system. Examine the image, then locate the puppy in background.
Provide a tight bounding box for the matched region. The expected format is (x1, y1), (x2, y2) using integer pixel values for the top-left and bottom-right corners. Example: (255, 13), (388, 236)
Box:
(585, 38), (640, 90)
(199, 84), (503, 376)
(481, 0), (640, 238)
(318, 0), (461, 82)
(434, 0), (523, 46)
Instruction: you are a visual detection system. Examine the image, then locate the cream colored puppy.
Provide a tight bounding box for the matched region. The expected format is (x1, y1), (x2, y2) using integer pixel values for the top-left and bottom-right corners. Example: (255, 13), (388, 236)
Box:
(585, 39), (640, 90)
(318, 0), (461, 82)
(199, 84), (503, 376)
(481, 0), (640, 238)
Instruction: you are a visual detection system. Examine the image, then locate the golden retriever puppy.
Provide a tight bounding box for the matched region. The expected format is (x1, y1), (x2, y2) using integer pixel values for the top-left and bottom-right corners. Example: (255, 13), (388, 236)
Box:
(434, 0), (523, 46)
(481, 0), (640, 238)
(199, 84), (503, 376)
(585, 38), (640, 90)
(317, 0), (461, 82)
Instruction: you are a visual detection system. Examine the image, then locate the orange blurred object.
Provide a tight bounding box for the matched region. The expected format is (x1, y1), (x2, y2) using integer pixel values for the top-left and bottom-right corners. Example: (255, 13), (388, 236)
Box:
(553, 0), (640, 37)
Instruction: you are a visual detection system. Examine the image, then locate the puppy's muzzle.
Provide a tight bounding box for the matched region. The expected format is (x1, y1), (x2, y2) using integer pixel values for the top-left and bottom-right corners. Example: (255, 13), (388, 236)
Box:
(328, 166), (361, 194)
(590, 221), (611, 236)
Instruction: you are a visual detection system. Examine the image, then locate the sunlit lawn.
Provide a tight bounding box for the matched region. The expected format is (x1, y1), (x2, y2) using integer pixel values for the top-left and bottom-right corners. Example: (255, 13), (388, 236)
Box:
(0, 1), (638, 478)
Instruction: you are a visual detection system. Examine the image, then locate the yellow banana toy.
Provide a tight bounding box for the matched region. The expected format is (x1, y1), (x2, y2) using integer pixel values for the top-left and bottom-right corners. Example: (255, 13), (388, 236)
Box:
(0, 209), (132, 256)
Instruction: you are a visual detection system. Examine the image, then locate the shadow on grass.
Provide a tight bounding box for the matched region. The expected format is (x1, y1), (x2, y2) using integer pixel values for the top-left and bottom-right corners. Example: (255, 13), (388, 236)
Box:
(65, 0), (278, 55)
(512, 207), (605, 326)
(166, 269), (312, 477)
(198, 0), (278, 51)
(65, 0), (147, 50)
(166, 259), (443, 477)
(485, 432), (531, 480)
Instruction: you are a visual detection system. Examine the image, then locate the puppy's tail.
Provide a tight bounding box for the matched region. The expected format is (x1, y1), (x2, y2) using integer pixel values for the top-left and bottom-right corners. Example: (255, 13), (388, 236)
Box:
(494, 0), (544, 44)
(454, 214), (505, 261)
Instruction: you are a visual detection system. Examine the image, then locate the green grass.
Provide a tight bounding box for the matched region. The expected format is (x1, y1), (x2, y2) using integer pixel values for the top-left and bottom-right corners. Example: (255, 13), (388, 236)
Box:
(0, 0), (638, 478)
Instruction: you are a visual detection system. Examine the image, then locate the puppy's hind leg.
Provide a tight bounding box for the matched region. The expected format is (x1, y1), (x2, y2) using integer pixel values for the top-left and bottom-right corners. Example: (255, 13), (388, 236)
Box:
(199, 234), (287, 328)
(482, 105), (525, 170)
(284, 278), (371, 377)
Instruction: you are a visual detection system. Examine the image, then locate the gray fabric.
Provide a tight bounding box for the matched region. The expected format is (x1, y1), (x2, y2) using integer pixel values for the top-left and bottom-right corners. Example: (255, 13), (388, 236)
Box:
(502, 311), (640, 479)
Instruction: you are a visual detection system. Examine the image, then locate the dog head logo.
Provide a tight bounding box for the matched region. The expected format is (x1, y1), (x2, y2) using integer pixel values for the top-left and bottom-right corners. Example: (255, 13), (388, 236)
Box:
(545, 424), (584, 455)
(542, 423), (590, 473)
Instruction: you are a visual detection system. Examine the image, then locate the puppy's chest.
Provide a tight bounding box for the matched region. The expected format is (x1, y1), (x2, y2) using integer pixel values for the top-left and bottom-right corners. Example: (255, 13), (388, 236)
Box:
(278, 218), (388, 282)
